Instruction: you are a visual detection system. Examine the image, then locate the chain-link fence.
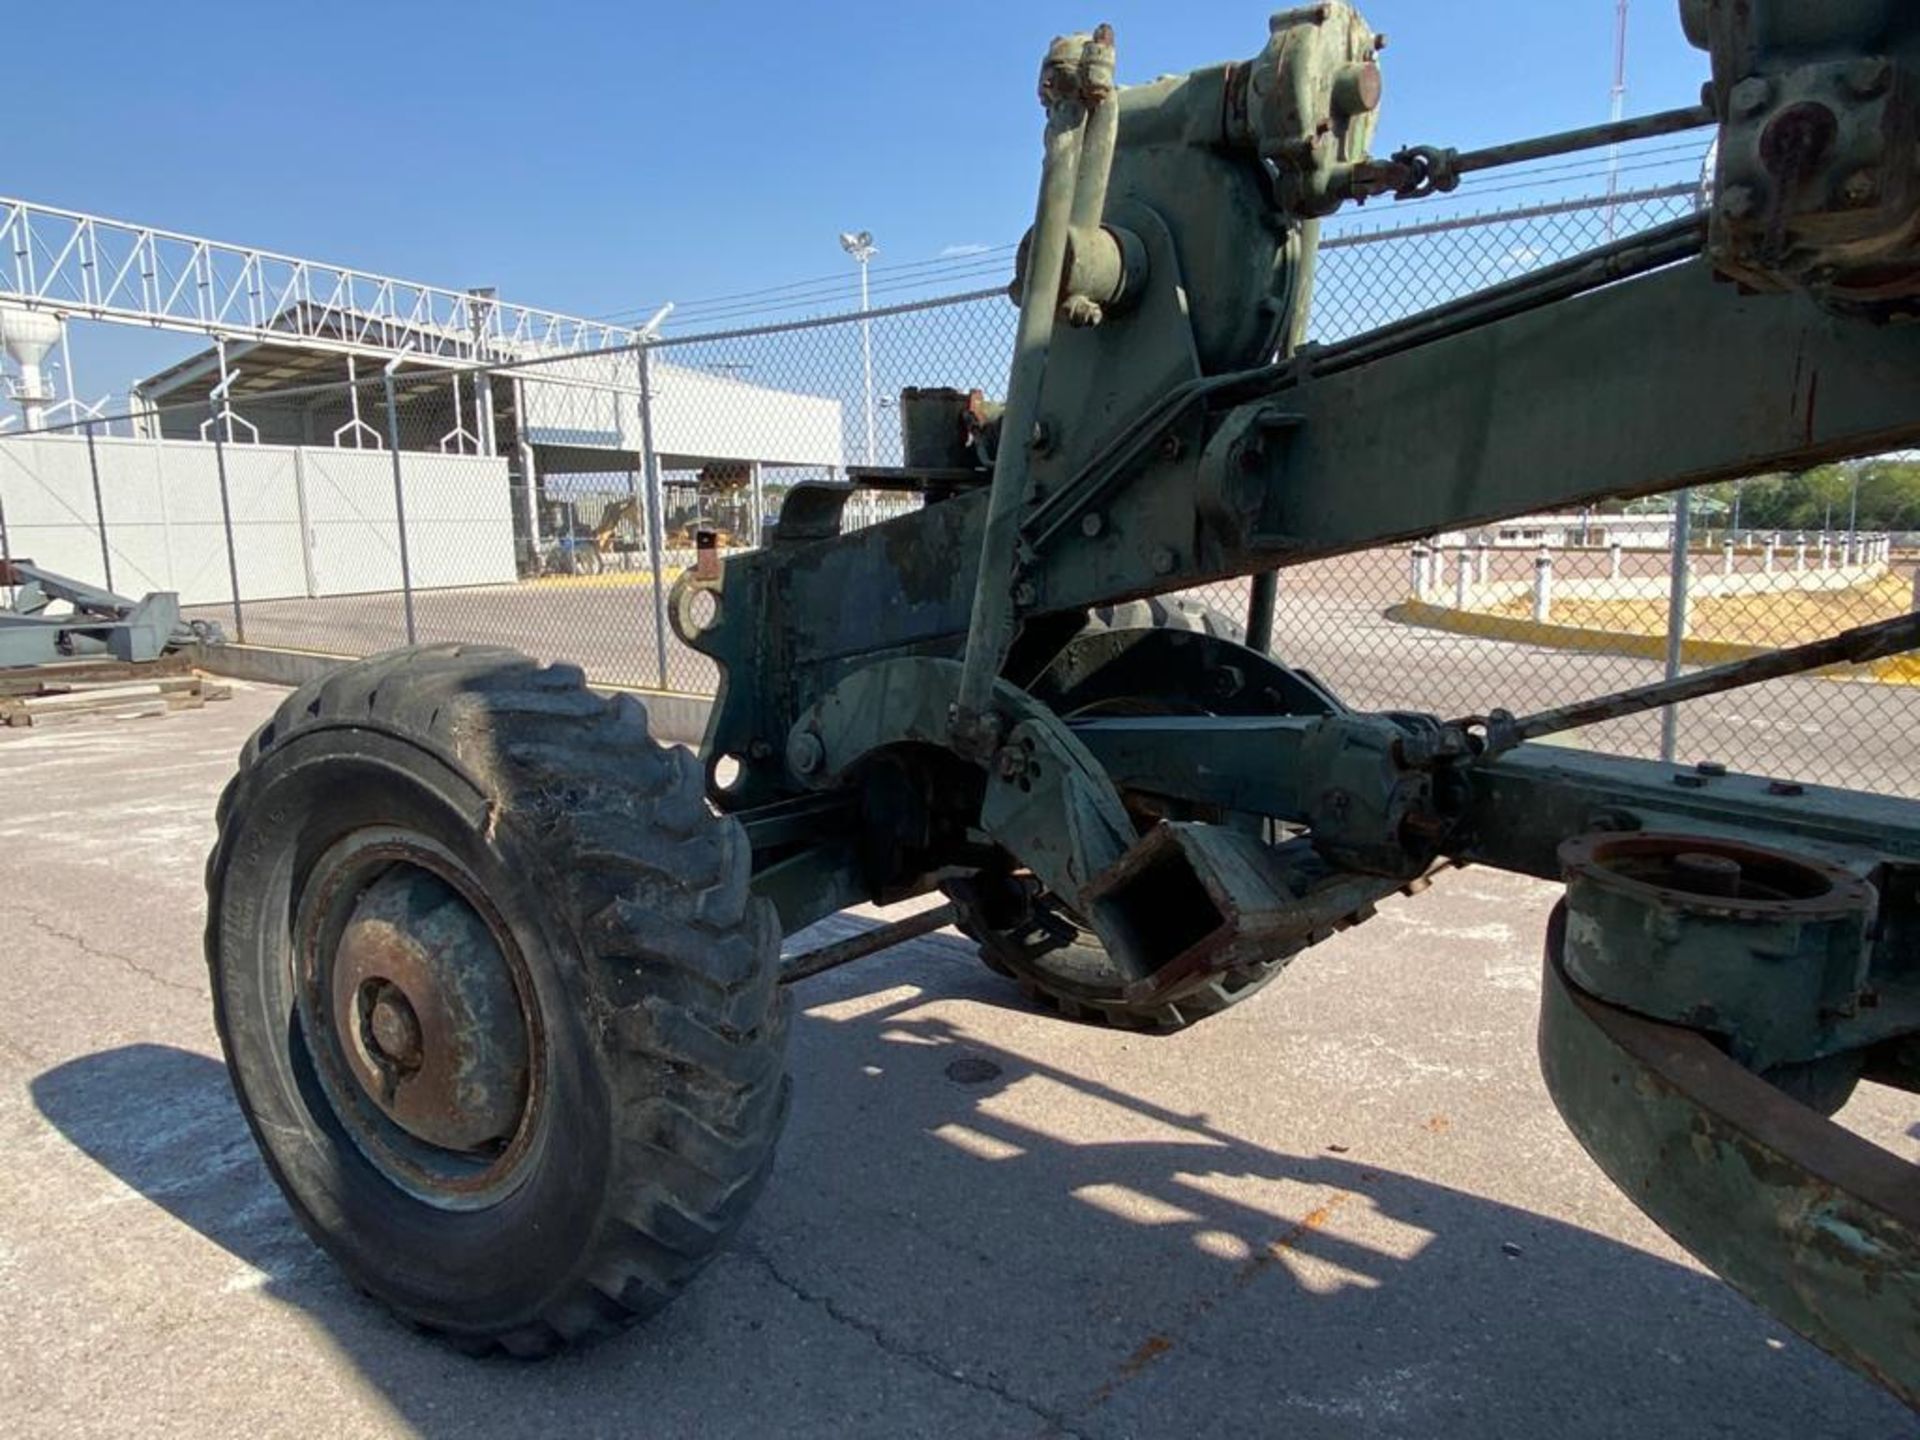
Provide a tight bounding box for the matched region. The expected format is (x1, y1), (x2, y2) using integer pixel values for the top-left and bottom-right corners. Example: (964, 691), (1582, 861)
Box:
(4, 183), (1916, 795)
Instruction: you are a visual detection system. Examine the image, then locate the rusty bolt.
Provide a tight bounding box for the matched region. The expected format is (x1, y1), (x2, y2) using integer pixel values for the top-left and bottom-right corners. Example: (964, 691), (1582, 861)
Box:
(1151, 546), (1177, 575)
(1730, 77), (1773, 119)
(1841, 169), (1881, 208)
(788, 730), (825, 777)
(995, 748), (1025, 782)
(1333, 62), (1382, 118)
(1158, 433), (1184, 462)
(1012, 580), (1038, 607)
(1720, 183), (1762, 220)
(1673, 851), (1743, 899)
(1080, 512), (1105, 538)
(1205, 665), (1245, 700)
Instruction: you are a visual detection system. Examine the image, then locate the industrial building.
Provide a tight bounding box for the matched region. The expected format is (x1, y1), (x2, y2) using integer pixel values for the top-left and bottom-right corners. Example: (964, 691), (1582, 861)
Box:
(0, 196), (844, 598)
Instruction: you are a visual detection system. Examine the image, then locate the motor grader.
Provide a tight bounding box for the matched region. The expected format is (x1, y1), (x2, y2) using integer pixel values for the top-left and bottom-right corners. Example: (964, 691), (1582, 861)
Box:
(206, 0), (1920, 1404)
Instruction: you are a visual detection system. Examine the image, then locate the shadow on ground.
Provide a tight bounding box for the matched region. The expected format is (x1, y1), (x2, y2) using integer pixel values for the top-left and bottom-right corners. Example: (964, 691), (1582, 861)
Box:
(31, 936), (1912, 1439)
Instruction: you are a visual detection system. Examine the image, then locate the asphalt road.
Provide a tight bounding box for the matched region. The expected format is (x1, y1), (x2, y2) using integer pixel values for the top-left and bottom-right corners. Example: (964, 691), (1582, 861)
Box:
(1, 684), (1915, 1438)
(190, 547), (1920, 799)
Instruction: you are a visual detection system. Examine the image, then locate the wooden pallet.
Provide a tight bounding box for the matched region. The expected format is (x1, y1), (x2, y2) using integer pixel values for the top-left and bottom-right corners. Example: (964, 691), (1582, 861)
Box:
(0, 670), (232, 728)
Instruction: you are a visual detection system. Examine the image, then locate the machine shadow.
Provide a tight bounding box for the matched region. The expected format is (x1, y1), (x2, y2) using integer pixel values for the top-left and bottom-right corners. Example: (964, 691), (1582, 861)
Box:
(31, 951), (1906, 1439)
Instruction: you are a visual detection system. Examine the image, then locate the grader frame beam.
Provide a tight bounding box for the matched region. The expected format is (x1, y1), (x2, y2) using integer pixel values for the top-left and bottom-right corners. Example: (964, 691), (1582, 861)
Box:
(672, 1), (1920, 1405)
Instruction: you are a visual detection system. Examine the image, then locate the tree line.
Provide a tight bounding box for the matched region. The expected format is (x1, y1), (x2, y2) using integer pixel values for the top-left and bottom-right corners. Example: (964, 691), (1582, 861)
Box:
(1606, 459), (1920, 534)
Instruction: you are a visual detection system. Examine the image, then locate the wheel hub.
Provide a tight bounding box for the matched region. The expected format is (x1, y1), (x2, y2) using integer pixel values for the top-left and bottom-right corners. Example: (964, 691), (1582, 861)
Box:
(330, 866), (529, 1152)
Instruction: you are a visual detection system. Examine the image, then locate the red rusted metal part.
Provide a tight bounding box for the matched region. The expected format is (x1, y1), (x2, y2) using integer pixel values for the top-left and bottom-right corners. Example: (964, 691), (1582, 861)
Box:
(331, 866), (530, 1153)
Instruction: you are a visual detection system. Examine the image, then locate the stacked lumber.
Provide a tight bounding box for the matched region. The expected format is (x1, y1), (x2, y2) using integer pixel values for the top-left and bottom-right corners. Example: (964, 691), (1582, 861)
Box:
(0, 671), (232, 728)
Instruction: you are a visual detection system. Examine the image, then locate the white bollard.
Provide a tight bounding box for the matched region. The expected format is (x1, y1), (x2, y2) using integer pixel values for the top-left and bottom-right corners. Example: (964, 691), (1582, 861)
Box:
(1722, 539), (1735, 576)
(1532, 548), (1554, 623)
(1454, 547), (1471, 609)
(1794, 536), (1807, 573)
(1474, 543), (1488, 586)
(1410, 545), (1429, 601)
(1608, 541), (1622, 581)
(1821, 535), (1832, 570)
(1763, 536), (1776, 574)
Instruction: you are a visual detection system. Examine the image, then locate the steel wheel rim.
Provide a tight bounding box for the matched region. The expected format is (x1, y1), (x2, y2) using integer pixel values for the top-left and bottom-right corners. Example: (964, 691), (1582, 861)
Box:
(292, 828), (547, 1211)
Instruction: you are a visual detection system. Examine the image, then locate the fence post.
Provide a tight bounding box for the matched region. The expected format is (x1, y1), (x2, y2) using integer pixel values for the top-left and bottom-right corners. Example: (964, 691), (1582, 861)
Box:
(637, 345), (672, 690)
(1659, 489), (1695, 763)
(1721, 538), (1734, 576)
(0, 475), (14, 610)
(1607, 541), (1622, 581)
(1820, 534), (1832, 570)
(382, 364), (418, 646)
(1794, 535), (1807, 573)
(1531, 546), (1553, 622)
(84, 420), (114, 593)
(1474, 542), (1488, 585)
(1454, 546), (1470, 608)
(1763, 534), (1776, 574)
(1409, 544), (1429, 601)
(207, 393), (246, 644)
(1245, 571), (1278, 654)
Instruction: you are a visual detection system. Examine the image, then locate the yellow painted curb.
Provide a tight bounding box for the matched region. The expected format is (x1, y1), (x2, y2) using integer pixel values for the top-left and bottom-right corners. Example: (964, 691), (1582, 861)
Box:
(1386, 601), (1920, 687)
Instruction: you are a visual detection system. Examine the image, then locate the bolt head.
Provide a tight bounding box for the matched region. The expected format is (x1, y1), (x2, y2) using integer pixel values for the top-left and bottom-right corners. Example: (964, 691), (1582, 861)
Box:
(1151, 547), (1177, 575)
(1840, 168), (1881, 208)
(1720, 182), (1762, 220)
(1731, 76), (1773, 119)
(1012, 581), (1038, 607)
(1080, 512), (1105, 538)
(366, 986), (423, 1070)
(787, 730), (825, 777)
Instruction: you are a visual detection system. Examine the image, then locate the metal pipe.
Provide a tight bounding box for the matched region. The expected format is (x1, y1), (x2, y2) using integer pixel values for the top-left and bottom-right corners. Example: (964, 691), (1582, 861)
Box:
(1482, 608), (1920, 753)
(779, 904), (958, 984)
(1069, 26), (1119, 235)
(382, 354), (418, 646)
(1450, 104), (1714, 179)
(207, 382), (246, 645)
(953, 35), (1093, 746)
(1659, 489), (1693, 761)
(84, 420), (112, 593)
(636, 345), (671, 690)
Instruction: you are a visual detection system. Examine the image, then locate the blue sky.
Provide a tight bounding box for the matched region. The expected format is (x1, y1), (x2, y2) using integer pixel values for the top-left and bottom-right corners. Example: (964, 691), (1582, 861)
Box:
(3, 1), (1713, 403)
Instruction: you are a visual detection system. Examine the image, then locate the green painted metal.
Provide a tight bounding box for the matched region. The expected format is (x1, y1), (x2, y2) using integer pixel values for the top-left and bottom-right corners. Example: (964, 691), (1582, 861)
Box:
(666, 4), (1920, 1400)
(1540, 905), (1920, 1408)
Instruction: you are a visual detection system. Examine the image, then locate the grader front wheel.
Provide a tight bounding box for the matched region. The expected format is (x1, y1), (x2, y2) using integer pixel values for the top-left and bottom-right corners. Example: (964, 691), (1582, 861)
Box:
(205, 646), (789, 1355)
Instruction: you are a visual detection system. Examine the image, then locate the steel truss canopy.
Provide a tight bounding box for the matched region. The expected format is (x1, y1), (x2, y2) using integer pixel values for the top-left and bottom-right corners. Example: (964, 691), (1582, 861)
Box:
(0, 196), (641, 365)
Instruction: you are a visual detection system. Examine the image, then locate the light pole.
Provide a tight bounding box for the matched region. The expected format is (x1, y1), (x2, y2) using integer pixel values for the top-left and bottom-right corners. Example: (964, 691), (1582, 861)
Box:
(839, 230), (877, 465)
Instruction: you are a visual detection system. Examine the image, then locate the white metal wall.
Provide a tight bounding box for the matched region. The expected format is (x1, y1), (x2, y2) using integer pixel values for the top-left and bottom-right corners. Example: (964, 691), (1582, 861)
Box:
(0, 434), (515, 605)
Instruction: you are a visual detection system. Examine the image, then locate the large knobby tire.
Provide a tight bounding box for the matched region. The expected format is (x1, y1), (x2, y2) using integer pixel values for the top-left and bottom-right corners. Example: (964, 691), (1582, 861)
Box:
(205, 645), (788, 1355)
(949, 598), (1291, 1031)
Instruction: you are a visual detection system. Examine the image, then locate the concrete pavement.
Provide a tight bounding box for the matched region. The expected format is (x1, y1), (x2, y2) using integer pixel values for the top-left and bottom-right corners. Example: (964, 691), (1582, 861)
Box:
(0, 685), (1915, 1438)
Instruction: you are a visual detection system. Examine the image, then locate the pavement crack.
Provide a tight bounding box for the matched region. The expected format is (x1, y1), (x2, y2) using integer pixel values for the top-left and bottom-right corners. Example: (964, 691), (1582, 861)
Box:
(0, 902), (207, 1000)
(736, 1243), (1094, 1439)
